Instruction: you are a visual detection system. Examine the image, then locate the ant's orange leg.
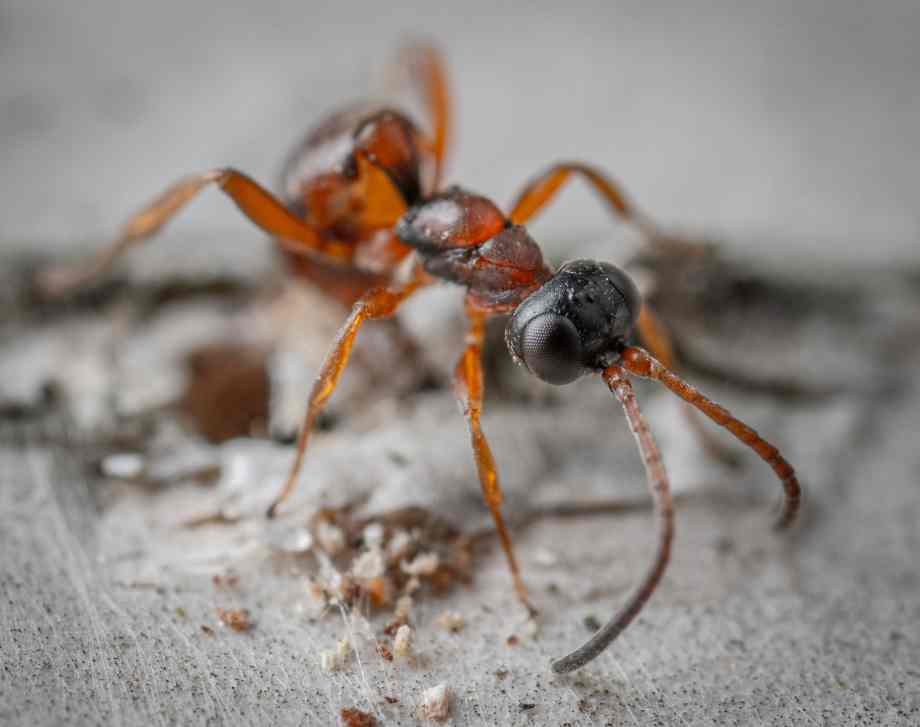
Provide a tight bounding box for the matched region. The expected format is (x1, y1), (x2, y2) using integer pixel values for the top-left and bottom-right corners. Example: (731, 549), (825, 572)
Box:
(621, 346), (802, 530)
(454, 309), (537, 617)
(38, 168), (351, 296)
(391, 43), (451, 191)
(265, 266), (429, 518)
(508, 161), (652, 233)
(637, 304), (741, 467)
(552, 364), (674, 673)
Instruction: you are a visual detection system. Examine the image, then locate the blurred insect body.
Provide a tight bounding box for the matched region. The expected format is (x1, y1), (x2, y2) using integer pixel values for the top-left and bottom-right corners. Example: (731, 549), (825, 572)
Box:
(41, 44), (801, 673)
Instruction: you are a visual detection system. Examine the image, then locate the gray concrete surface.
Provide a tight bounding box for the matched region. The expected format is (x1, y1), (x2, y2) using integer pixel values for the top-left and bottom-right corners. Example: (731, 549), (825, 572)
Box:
(2, 2), (920, 725)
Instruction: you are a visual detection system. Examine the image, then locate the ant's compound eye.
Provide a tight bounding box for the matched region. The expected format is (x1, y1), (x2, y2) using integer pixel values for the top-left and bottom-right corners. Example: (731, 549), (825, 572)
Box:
(519, 313), (585, 385)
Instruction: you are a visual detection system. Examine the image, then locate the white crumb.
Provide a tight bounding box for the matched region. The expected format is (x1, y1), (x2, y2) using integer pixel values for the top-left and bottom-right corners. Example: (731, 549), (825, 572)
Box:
(351, 547), (385, 580)
(401, 552), (439, 576)
(393, 625), (413, 659)
(418, 682), (450, 722)
(436, 610), (465, 633)
(316, 520), (345, 555)
(362, 522), (385, 549)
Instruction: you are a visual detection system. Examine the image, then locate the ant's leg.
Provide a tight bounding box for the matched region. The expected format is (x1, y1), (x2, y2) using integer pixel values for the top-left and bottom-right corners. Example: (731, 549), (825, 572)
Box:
(552, 364), (674, 673)
(637, 304), (740, 466)
(508, 161), (652, 233)
(454, 310), (537, 617)
(621, 346), (801, 530)
(391, 43), (451, 191)
(38, 168), (352, 296)
(266, 266), (428, 517)
(266, 267), (429, 518)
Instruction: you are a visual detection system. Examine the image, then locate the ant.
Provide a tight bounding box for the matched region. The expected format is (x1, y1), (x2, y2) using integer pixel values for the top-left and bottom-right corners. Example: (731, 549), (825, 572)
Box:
(39, 43), (801, 673)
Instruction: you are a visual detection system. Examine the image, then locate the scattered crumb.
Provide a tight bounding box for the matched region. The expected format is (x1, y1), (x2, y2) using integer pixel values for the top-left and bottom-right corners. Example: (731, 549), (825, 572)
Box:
(401, 552), (439, 576)
(383, 696), (399, 704)
(339, 706), (377, 727)
(522, 617), (540, 639)
(418, 683), (450, 722)
(351, 548), (386, 580)
(533, 547), (558, 567)
(100, 452), (146, 480)
(317, 520), (346, 555)
(519, 702), (536, 711)
(577, 698), (593, 714)
(384, 594), (413, 636)
(320, 650), (339, 673)
(200, 625), (215, 636)
(393, 625), (413, 659)
(376, 640), (393, 662)
(506, 635), (519, 647)
(336, 638), (351, 665)
(436, 610), (465, 633)
(495, 669), (509, 681)
(174, 607), (186, 619)
(362, 522), (385, 549)
(215, 607), (253, 632)
(386, 529), (413, 560)
(321, 638), (352, 672)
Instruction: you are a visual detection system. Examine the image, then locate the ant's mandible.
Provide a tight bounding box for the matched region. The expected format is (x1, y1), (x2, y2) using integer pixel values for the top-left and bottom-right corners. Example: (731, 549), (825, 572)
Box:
(40, 44), (801, 673)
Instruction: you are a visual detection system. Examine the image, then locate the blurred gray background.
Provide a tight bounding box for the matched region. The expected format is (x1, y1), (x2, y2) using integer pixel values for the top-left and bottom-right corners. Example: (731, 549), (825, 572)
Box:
(2, 0), (918, 261)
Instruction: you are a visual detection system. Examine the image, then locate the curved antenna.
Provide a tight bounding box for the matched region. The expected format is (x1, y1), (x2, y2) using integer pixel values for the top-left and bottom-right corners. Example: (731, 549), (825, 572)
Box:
(552, 364), (674, 674)
(620, 346), (801, 530)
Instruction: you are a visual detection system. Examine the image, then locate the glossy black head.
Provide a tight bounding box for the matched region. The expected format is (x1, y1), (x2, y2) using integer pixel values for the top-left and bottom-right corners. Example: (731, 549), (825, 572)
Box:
(505, 260), (641, 385)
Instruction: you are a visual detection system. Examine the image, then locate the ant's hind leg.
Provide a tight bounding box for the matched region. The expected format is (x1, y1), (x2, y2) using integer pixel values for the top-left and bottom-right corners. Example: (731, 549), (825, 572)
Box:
(454, 309), (537, 617)
(388, 43), (451, 191)
(37, 168), (350, 296)
(637, 304), (741, 467)
(265, 266), (429, 518)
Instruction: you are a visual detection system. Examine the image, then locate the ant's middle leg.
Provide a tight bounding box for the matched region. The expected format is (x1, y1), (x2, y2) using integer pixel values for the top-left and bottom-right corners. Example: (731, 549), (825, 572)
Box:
(454, 308), (537, 617)
(38, 168), (353, 296)
(508, 161), (654, 235)
(265, 265), (429, 518)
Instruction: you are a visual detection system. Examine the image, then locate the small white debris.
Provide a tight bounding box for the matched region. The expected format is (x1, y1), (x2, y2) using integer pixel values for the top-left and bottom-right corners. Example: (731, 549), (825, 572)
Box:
(394, 594), (414, 622)
(362, 522), (385, 549)
(533, 547), (559, 567)
(316, 520), (346, 555)
(100, 452), (146, 480)
(386, 529), (413, 560)
(522, 617), (540, 639)
(436, 610), (465, 633)
(351, 547), (386, 580)
(320, 638), (351, 672)
(405, 576), (421, 594)
(418, 682), (450, 722)
(336, 637), (351, 665)
(266, 524), (314, 554)
(320, 649), (339, 672)
(401, 552), (439, 576)
(393, 625), (413, 659)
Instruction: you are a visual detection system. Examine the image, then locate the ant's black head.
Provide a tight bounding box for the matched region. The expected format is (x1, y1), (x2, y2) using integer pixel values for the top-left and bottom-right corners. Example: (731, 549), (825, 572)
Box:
(505, 260), (641, 385)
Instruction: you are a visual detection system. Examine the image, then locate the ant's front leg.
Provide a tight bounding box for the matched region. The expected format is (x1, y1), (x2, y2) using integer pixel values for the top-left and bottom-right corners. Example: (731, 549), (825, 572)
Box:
(454, 308), (538, 618)
(37, 168), (351, 296)
(265, 265), (429, 518)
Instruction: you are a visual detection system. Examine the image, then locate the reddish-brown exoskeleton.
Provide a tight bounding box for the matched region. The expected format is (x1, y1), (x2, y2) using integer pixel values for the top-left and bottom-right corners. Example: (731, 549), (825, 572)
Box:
(40, 44), (801, 673)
